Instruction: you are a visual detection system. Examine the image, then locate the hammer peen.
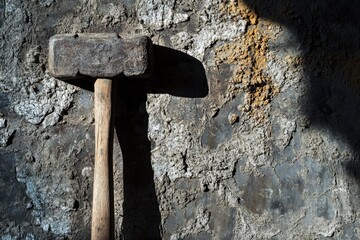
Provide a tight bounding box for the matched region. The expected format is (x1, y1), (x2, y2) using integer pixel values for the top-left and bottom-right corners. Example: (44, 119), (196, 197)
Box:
(48, 33), (153, 239)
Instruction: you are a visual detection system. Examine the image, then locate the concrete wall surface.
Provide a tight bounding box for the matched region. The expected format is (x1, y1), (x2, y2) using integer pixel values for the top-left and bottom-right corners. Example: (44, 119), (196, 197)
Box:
(1, 0), (360, 239)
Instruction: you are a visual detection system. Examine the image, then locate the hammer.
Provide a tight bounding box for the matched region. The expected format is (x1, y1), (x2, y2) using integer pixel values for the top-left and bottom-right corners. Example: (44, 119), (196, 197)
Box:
(48, 33), (153, 239)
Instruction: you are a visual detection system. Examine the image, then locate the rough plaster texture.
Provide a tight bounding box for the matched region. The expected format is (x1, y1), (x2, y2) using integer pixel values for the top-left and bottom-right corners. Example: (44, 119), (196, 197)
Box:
(1, 0), (360, 239)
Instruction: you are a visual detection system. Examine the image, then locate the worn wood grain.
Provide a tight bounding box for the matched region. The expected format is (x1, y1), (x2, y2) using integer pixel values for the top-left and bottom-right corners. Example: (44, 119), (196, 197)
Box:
(92, 78), (114, 240)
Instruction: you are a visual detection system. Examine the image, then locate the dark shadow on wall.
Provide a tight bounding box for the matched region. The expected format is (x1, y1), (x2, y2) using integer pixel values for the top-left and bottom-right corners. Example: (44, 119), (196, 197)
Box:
(144, 45), (209, 98)
(240, 1), (360, 184)
(115, 84), (159, 240)
(114, 45), (208, 239)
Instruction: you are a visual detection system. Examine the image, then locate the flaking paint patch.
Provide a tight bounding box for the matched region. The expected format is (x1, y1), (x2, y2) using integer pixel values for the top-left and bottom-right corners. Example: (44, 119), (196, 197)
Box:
(216, 0), (279, 120)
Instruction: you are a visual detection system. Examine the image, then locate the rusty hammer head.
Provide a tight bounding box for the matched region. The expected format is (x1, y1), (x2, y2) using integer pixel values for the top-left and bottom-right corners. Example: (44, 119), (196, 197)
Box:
(48, 33), (153, 79)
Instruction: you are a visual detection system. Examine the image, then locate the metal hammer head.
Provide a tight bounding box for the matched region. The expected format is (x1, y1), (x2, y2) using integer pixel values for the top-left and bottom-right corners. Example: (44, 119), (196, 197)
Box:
(48, 33), (153, 79)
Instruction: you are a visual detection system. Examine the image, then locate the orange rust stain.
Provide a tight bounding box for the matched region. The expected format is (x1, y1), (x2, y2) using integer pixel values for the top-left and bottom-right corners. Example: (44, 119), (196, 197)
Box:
(220, 0), (258, 25)
(216, 0), (279, 120)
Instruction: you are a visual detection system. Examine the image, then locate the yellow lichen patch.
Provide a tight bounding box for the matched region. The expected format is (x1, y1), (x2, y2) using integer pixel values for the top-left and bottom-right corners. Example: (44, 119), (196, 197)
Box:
(220, 0), (258, 25)
(216, 1), (279, 119)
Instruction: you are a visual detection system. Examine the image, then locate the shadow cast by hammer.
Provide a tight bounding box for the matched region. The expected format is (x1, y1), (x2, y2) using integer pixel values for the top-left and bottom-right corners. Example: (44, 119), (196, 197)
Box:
(115, 45), (208, 239)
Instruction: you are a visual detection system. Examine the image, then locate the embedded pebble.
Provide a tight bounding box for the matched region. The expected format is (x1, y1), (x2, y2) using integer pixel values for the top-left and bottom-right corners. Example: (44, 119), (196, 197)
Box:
(0, 118), (6, 128)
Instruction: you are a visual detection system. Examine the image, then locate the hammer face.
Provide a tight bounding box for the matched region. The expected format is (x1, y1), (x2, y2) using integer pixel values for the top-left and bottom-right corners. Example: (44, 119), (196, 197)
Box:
(48, 33), (152, 79)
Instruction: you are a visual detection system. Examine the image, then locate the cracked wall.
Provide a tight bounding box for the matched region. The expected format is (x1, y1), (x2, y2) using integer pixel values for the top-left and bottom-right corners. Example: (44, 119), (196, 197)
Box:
(1, 0), (360, 239)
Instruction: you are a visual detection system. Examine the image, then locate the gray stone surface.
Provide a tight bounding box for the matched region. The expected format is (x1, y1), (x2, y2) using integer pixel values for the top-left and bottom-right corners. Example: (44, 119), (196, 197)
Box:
(1, 0), (360, 239)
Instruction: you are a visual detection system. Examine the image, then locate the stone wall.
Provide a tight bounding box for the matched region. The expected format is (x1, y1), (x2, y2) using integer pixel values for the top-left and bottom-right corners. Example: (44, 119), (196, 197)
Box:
(1, 0), (360, 239)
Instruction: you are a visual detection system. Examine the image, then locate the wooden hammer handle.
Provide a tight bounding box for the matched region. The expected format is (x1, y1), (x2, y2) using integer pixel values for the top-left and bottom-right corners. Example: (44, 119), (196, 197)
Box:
(92, 78), (115, 240)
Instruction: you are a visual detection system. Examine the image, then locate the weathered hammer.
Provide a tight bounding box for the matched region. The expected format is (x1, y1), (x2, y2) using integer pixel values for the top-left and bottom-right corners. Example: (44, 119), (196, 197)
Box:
(48, 33), (153, 239)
